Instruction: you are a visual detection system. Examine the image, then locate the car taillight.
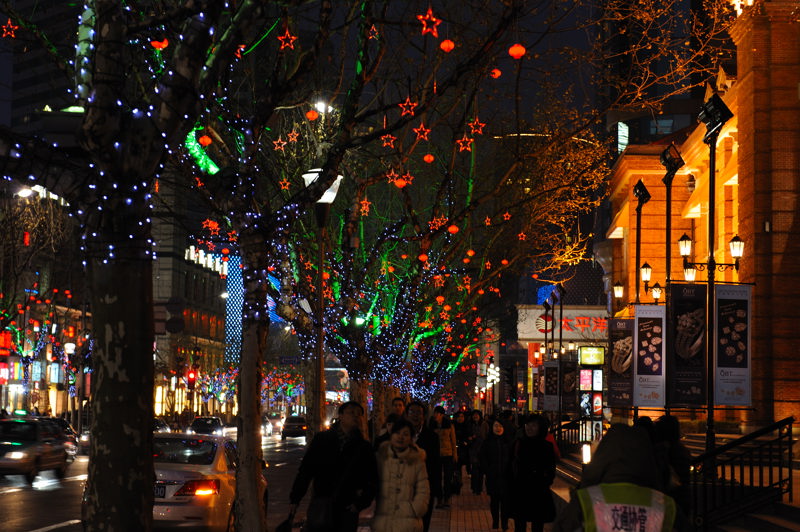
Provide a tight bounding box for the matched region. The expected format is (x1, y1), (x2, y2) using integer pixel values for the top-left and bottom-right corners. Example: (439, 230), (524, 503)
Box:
(302, 425), (307, 430)
(174, 479), (220, 496)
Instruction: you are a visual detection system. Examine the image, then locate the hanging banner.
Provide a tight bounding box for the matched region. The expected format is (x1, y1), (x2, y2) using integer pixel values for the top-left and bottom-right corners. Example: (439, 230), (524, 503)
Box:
(562, 360), (577, 415)
(542, 361), (559, 411)
(714, 285), (752, 406)
(668, 283), (707, 407)
(607, 318), (634, 408)
(634, 305), (666, 407)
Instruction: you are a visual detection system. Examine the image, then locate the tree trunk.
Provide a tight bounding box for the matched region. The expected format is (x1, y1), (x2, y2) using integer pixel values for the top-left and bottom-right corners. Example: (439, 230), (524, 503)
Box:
(84, 198), (154, 531)
(234, 232), (269, 531)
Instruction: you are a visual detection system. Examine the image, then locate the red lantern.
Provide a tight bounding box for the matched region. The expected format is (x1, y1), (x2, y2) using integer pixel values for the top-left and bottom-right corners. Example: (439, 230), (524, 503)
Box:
(306, 109), (319, 121)
(508, 43), (526, 59)
(447, 224), (459, 234)
(198, 134), (212, 146)
(423, 154), (435, 163)
(489, 68), (502, 79)
(150, 38), (169, 50)
(394, 177), (408, 188)
(418, 253), (428, 262)
(440, 39), (455, 53)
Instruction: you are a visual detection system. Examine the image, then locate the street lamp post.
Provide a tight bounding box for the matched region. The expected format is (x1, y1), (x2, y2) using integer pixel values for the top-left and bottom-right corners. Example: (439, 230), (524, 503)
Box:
(302, 168), (343, 435)
(697, 93), (734, 455)
(633, 180), (651, 304)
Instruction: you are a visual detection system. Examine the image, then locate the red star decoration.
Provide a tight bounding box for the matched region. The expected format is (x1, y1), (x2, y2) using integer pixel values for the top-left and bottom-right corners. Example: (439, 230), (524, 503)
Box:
(401, 171), (415, 186)
(369, 25), (380, 40)
(398, 97), (418, 117)
(502, 212), (511, 220)
(2, 18), (18, 38)
(428, 215), (448, 230)
(468, 117), (486, 135)
(227, 230), (238, 242)
(485, 216), (492, 226)
(456, 134), (473, 152)
(235, 44), (246, 59)
(381, 134), (397, 148)
(273, 137), (287, 151)
(278, 28), (298, 50)
(518, 232), (527, 240)
(202, 219), (221, 235)
(413, 123), (431, 141)
(385, 169), (399, 184)
(195, 177), (205, 188)
(360, 198), (372, 215)
(287, 130), (299, 142)
(485, 261), (492, 269)
(304, 260), (314, 270)
(279, 178), (291, 190)
(417, 7), (442, 38)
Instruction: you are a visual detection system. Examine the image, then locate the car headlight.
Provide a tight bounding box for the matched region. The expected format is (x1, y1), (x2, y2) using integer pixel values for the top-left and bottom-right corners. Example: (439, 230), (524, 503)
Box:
(214, 429), (223, 435)
(7, 451), (28, 460)
(80, 434), (90, 442)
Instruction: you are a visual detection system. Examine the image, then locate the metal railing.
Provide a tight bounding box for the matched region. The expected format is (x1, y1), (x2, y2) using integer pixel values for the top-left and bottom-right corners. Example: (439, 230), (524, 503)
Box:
(690, 416), (794, 530)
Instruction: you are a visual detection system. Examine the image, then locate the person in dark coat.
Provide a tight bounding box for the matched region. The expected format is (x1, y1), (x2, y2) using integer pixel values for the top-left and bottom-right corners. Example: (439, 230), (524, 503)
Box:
(468, 410), (489, 494)
(510, 414), (557, 532)
(406, 400), (440, 532)
(289, 401), (379, 532)
(479, 419), (514, 531)
(655, 414), (692, 530)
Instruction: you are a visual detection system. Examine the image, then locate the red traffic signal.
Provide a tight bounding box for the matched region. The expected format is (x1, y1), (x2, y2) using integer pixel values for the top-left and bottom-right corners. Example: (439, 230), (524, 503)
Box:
(187, 371), (196, 390)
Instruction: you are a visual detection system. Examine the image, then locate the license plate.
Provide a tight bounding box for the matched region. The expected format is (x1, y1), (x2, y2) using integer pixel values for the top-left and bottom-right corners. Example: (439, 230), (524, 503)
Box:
(154, 484), (166, 498)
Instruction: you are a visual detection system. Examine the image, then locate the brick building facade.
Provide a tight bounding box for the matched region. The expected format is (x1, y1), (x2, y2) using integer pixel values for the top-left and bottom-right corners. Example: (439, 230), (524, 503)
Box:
(597, 1), (800, 428)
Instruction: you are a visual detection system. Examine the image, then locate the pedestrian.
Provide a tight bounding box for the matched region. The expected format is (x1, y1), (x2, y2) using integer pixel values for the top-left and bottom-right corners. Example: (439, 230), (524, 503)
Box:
(391, 396), (406, 417)
(372, 417), (430, 532)
(453, 410), (470, 492)
(655, 414), (692, 530)
(510, 414), (557, 532)
(467, 410), (489, 494)
(374, 412), (401, 450)
(405, 400), (440, 532)
(430, 405), (457, 508)
(553, 423), (675, 532)
(287, 401), (379, 532)
(479, 419), (514, 531)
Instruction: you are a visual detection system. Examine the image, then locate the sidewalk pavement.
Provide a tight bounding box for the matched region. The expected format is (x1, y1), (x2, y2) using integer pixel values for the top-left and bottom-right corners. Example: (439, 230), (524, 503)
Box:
(279, 475), (573, 531)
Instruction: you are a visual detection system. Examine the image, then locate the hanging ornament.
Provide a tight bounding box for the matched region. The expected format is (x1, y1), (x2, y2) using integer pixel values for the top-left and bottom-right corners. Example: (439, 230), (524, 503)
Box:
(198, 134), (212, 147)
(278, 28), (298, 50)
(489, 68), (502, 79)
(2, 18), (19, 38)
(423, 154), (435, 163)
(508, 43), (526, 59)
(417, 7), (442, 38)
(359, 198), (371, 215)
(440, 39), (455, 53)
(306, 109), (319, 121)
(418, 253), (429, 262)
(150, 38), (169, 50)
(447, 225), (459, 234)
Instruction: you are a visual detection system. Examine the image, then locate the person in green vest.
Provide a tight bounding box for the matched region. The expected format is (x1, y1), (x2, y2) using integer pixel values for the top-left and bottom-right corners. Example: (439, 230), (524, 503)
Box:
(553, 423), (677, 532)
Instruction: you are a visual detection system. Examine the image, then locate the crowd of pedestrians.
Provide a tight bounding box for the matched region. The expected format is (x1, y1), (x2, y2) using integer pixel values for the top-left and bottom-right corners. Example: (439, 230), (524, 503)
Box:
(284, 400), (690, 532)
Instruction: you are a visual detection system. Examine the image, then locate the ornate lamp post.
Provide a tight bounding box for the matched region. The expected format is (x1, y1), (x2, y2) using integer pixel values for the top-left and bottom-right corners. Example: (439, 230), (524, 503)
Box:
(302, 168), (343, 434)
(696, 93), (735, 454)
(633, 180), (651, 304)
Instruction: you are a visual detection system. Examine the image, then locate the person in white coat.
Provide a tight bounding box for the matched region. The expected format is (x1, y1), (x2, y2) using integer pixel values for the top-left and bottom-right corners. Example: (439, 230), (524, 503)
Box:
(372, 417), (431, 532)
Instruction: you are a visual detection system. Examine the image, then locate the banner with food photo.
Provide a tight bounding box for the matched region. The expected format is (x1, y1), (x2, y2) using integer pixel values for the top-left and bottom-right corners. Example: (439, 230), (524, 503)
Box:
(667, 283), (707, 407)
(633, 305), (666, 407)
(714, 284), (752, 406)
(543, 361), (560, 411)
(607, 318), (634, 408)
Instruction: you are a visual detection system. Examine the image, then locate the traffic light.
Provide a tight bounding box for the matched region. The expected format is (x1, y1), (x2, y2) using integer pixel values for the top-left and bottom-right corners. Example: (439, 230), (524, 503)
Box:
(187, 370), (196, 390)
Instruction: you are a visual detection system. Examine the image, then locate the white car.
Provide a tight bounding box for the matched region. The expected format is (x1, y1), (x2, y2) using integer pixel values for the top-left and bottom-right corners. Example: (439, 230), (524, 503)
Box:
(152, 433), (256, 531)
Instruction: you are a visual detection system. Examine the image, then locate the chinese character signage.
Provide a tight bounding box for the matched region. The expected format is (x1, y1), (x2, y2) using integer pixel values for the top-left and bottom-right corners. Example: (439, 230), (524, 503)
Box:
(715, 285), (752, 406)
(607, 319), (633, 408)
(634, 305), (666, 407)
(667, 283), (706, 407)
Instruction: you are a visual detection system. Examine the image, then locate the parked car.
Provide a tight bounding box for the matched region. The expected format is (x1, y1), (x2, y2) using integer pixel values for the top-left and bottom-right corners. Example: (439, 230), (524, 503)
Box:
(281, 415), (308, 440)
(188, 416), (225, 436)
(81, 433), (265, 532)
(154, 417), (171, 433)
(0, 418), (70, 484)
